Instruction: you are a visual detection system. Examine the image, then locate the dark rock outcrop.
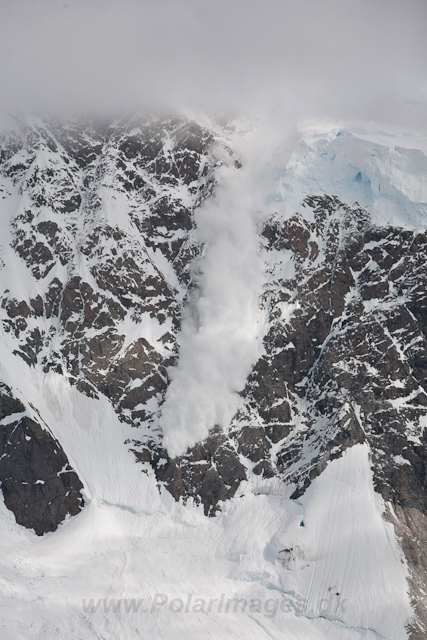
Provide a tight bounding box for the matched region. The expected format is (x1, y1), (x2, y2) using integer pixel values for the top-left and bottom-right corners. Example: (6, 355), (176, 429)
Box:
(0, 384), (84, 535)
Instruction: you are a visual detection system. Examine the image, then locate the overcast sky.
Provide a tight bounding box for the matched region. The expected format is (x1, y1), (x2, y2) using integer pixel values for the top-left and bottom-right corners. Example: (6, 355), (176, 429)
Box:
(1, 0), (426, 125)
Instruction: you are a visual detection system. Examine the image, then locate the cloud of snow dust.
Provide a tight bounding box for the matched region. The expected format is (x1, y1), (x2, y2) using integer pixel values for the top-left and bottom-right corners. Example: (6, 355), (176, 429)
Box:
(160, 118), (299, 456)
(160, 133), (264, 456)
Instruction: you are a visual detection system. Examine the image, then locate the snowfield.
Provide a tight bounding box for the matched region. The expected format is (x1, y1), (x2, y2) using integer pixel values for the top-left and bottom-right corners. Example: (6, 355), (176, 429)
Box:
(0, 437), (412, 640)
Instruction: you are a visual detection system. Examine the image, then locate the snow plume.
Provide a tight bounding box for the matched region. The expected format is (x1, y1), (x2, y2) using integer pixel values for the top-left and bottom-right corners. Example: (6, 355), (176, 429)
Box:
(160, 126), (270, 457)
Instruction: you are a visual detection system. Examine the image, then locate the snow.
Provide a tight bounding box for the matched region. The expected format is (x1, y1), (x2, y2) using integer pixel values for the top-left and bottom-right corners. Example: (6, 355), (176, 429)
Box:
(262, 119), (427, 231)
(0, 435), (411, 639)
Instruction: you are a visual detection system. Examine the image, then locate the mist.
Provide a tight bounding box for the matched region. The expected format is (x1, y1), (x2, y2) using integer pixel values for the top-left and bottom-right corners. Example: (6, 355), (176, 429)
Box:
(0, 0), (426, 127)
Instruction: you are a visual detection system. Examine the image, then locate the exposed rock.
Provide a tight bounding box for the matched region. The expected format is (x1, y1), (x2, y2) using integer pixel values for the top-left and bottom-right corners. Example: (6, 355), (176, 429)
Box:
(139, 432), (246, 516)
(0, 384), (84, 535)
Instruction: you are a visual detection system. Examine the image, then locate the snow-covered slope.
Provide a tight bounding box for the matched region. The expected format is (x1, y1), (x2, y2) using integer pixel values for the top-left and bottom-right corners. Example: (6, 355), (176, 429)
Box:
(0, 444), (412, 640)
(1, 113), (427, 638)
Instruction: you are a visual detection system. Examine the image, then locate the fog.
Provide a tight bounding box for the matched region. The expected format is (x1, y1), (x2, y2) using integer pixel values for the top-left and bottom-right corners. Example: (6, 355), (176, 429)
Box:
(1, 0), (426, 126)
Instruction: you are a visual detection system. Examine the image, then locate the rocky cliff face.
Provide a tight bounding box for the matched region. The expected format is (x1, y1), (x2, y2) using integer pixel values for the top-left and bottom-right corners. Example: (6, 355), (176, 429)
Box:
(1, 114), (427, 634)
(0, 381), (83, 535)
(0, 113), (221, 532)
